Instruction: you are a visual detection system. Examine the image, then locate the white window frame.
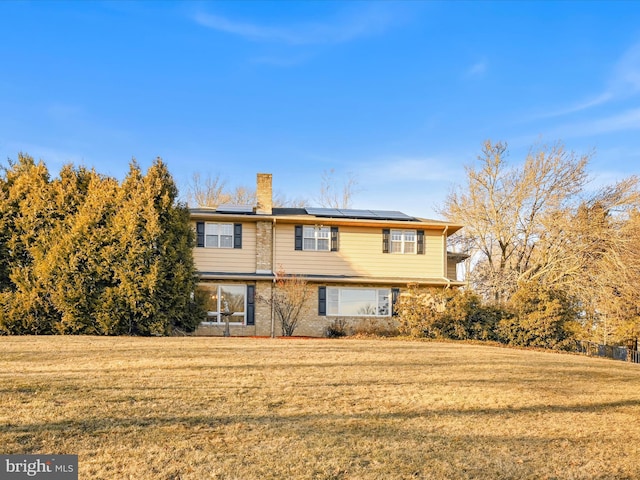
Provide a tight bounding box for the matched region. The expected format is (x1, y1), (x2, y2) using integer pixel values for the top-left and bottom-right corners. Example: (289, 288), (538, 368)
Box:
(303, 226), (330, 251)
(205, 222), (234, 249)
(326, 287), (391, 317)
(390, 229), (416, 254)
(198, 284), (247, 325)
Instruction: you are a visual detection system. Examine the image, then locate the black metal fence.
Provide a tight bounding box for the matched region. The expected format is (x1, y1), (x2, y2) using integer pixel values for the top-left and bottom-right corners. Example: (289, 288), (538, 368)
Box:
(576, 341), (640, 364)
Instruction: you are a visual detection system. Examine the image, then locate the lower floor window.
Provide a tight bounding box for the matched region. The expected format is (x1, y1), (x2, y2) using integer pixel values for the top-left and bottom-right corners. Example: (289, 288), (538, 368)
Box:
(327, 287), (390, 317)
(197, 284), (246, 324)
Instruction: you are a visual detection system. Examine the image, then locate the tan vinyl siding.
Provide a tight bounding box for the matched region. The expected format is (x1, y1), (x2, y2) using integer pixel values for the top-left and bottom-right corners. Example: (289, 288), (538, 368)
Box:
(274, 224), (444, 279)
(447, 262), (457, 281)
(193, 222), (257, 273)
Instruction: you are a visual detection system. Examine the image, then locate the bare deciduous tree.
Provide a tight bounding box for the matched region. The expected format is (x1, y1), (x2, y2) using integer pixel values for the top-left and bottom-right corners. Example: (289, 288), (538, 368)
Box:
(258, 269), (309, 337)
(440, 140), (590, 303)
(187, 172), (308, 208)
(441, 139), (640, 347)
(186, 172), (258, 207)
(187, 172), (231, 207)
(318, 169), (359, 209)
(228, 185), (256, 206)
(273, 192), (308, 208)
(582, 202), (640, 346)
(187, 170), (351, 210)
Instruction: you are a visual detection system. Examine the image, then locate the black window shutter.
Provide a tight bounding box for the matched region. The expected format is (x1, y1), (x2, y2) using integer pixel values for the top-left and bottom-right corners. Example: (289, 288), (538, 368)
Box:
(234, 223), (242, 249)
(196, 222), (205, 248)
(295, 225), (303, 250)
(382, 229), (390, 253)
(417, 230), (425, 255)
(331, 226), (339, 252)
(391, 288), (400, 316)
(318, 286), (326, 316)
(246, 285), (255, 325)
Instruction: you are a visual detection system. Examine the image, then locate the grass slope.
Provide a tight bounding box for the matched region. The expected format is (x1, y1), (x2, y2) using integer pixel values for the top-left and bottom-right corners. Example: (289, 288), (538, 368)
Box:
(1, 337), (639, 479)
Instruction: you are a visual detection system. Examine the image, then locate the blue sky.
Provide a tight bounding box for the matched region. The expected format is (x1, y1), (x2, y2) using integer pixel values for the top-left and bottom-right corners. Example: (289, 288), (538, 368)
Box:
(1, 1), (639, 218)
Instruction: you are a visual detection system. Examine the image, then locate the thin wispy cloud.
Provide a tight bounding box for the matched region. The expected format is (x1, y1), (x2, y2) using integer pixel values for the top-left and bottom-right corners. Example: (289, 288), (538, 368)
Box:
(194, 12), (295, 43)
(3, 140), (84, 167)
(193, 5), (402, 45)
(584, 168), (636, 193)
(251, 54), (310, 67)
(46, 102), (85, 122)
(353, 161), (456, 217)
(534, 41), (640, 120)
(360, 156), (462, 184)
(534, 92), (614, 120)
(466, 60), (488, 78)
(586, 145), (640, 189)
(609, 41), (640, 94)
(553, 107), (640, 138)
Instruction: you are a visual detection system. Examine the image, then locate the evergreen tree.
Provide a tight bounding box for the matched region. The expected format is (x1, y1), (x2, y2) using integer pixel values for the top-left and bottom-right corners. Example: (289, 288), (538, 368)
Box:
(0, 154), (60, 333)
(0, 154), (200, 335)
(143, 159), (200, 333)
(49, 172), (120, 334)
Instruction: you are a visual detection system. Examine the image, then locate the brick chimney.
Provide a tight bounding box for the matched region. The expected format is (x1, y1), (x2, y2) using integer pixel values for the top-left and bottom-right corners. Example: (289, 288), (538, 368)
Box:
(256, 173), (272, 215)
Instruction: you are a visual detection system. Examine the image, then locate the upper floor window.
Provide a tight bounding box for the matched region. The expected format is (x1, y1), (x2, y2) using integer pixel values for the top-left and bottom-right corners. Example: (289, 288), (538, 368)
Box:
(391, 229), (416, 254)
(206, 223), (233, 248)
(383, 228), (424, 254)
(295, 225), (338, 251)
(196, 222), (242, 249)
(303, 226), (330, 251)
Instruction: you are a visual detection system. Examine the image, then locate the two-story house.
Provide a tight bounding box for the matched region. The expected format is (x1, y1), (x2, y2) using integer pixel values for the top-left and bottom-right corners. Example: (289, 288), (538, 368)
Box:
(191, 173), (464, 337)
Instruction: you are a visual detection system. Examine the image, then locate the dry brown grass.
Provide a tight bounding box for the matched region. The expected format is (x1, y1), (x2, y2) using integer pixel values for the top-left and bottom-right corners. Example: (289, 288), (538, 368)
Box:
(1, 337), (640, 479)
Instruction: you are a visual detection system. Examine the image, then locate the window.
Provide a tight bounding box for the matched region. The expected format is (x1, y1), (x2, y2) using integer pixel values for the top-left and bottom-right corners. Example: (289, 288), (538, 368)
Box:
(326, 287), (391, 317)
(303, 226), (330, 251)
(197, 284), (247, 324)
(390, 229), (416, 254)
(196, 222), (242, 249)
(205, 223), (233, 248)
(295, 225), (338, 251)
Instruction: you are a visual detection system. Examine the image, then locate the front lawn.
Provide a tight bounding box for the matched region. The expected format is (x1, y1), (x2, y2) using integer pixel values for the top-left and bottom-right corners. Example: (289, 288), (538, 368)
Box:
(1, 336), (639, 479)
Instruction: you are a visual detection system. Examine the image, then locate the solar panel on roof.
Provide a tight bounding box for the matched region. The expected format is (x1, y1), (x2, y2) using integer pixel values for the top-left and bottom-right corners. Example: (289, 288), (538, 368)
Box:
(371, 210), (415, 221)
(338, 209), (378, 218)
(305, 207), (342, 217)
(305, 207), (416, 221)
(216, 204), (254, 213)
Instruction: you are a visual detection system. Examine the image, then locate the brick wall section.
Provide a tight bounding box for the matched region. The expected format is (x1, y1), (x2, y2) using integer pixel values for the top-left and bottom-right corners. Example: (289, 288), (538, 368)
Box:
(193, 281), (419, 337)
(256, 173), (272, 215)
(255, 221), (273, 273)
(255, 280), (274, 336)
(290, 284), (400, 337)
(194, 323), (257, 336)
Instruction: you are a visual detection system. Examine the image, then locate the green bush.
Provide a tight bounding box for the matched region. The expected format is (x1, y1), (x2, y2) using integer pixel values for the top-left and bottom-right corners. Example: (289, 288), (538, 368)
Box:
(397, 285), (502, 340)
(497, 282), (579, 350)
